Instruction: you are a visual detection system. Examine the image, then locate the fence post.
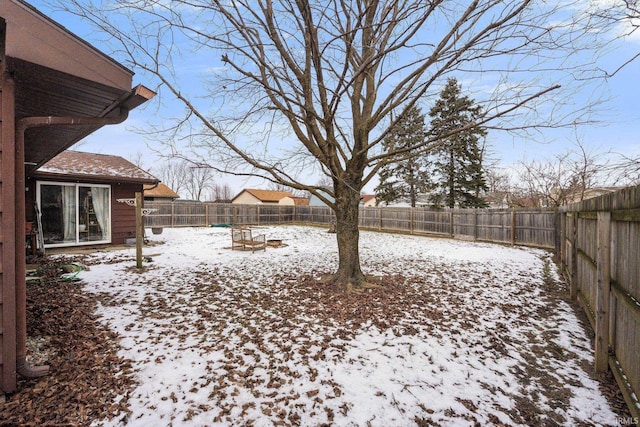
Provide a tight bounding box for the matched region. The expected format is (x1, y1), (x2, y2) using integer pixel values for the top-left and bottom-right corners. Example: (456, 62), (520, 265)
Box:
(135, 192), (143, 269)
(569, 212), (578, 299)
(449, 210), (454, 237)
(510, 209), (516, 245)
(559, 212), (566, 268)
(473, 209), (478, 241)
(171, 202), (175, 228)
(554, 210), (562, 258)
(410, 208), (414, 235)
(595, 211), (611, 374)
(379, 207), (382, 231)
(205, 203), (209, 226)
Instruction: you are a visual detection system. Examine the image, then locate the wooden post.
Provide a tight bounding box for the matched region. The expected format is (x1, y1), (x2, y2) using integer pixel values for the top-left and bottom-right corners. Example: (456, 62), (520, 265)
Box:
(559, 212), (567, 270)
(3, 66), (19, 392)
(510, 209), (516, 245)
(569, 212), (578, 299)
(135, 192), (143, 269)
(410, 208), (414, 235)
(595, 211), (611, 374)
(554, 211), (562, 259)
(473, 209), (478, 241)
(449, 210), (454, 237)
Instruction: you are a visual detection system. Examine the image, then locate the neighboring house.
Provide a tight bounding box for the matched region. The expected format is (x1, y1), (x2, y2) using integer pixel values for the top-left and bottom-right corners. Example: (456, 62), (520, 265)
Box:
(485, 191), (510, 209)
(231, 189), (294, 205)
(1, 0), (154, 393)
(361, 194), (376, 207)
(28, 151), (159, 248)
(279, 196), (310, 206)
(144, 183), (180, 201)
(377, 193), (432, 208)
(563, 187), (620, 205)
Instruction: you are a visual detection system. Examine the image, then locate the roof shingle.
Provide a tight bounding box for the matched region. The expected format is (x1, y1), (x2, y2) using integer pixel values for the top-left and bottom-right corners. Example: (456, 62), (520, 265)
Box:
(237, 189), (294, 202)
(144, 183), (180, 199)
(35, 150), (158, 183)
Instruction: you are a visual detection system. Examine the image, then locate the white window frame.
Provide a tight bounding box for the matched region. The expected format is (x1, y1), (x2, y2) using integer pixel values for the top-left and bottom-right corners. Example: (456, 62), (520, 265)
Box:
(36, 181), (112, 247)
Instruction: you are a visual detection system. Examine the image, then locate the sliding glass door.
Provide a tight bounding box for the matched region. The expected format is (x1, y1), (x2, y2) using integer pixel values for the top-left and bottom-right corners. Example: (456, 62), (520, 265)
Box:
(37, 182), (111, 247)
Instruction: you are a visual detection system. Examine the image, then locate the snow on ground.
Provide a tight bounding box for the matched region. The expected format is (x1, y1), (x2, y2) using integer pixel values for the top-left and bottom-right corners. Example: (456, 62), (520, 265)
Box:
(78, 226), (619, 426)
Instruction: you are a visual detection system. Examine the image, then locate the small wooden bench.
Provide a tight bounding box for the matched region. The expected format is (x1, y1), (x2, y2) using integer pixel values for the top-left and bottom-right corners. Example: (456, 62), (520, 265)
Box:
(231, 227), (266, 252)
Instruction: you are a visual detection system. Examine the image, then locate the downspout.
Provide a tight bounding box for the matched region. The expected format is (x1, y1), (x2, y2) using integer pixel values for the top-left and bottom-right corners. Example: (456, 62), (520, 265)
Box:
(15, 108), (129, 378)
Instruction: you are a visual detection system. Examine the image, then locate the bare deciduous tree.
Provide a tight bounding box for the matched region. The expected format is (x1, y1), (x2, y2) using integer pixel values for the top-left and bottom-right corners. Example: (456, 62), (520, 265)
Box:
(56, 0), (621, 290)
(484, 168), (512, 208)
(156, 159), (217, 201)
(128, 151), (146, 169)
(514, 141), (608, 207)
(592, 0), (640, 77)
(209, 184), (234, 203)
(516, 154), (577, 207)
(185, 166), (215, 202)
(156, 160), (188, 199)
(609, 152), (640, 185)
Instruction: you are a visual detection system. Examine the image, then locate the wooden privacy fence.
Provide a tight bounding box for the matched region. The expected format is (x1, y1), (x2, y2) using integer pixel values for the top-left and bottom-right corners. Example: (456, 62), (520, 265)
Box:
(358, 207), (558, 249)
(559, 185), (640, 420)
(145, 189), (640, 417)
(144, 202), (558, 249)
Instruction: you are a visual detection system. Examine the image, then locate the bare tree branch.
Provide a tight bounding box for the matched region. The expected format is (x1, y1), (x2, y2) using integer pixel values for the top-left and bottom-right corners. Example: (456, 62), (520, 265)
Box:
(51, 0), (624, 287)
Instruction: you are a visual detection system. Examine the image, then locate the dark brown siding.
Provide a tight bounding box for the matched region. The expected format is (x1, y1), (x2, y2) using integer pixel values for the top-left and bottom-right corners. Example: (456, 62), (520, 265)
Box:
(112, 183), (144, 244)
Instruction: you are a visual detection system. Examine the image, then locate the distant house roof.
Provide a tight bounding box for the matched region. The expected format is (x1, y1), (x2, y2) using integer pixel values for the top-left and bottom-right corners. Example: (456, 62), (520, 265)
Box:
(279, 195), (310, 206)
(361, 194), (375, 203)
(361, 194), (376, 206)
(291, 196), (309, 206)
(33, 150), (158, 184)
(565, 187), (620, 204)
(232, 188), (294, 203)
(144, 183), (180, 199)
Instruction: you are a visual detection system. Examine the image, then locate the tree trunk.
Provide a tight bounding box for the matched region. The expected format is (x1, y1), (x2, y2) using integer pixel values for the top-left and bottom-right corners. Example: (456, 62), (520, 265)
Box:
(329, 181), (367, 291)
(410, 180), (417, 208)
(448, 150), (455, 208)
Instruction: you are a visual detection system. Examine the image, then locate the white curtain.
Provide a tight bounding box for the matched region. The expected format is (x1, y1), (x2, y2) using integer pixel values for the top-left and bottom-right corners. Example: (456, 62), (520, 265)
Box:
(91, 187), (109, 240)
(62, 186), (76, 242)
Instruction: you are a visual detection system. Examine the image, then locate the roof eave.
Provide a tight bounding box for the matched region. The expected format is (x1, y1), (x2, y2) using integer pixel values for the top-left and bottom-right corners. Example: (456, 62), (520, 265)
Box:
(32, 171), (159, 185)
(3, 0), (134, 89)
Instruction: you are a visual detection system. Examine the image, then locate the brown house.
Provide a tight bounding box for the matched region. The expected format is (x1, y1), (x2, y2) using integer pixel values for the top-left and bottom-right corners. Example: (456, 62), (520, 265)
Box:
(279, 195), (310, 206)
(231, 189), (295, 205)
(144, 182), (180, 201)
(28, 151), (158, 248)
(1, 0), (154, 393)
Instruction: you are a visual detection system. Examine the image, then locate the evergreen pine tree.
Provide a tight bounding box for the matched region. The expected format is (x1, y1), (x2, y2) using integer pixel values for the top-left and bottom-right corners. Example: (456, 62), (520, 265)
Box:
(375, 106), (432, 207)
(428, 78), (488, 208)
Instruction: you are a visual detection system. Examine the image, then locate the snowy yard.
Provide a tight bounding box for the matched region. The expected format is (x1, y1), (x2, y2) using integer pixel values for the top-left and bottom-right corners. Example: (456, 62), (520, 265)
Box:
(76, 225), (619, 426)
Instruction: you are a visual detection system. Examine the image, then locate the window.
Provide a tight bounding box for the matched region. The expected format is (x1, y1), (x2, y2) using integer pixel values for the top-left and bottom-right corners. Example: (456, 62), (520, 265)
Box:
(37, 182), (111, 247)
